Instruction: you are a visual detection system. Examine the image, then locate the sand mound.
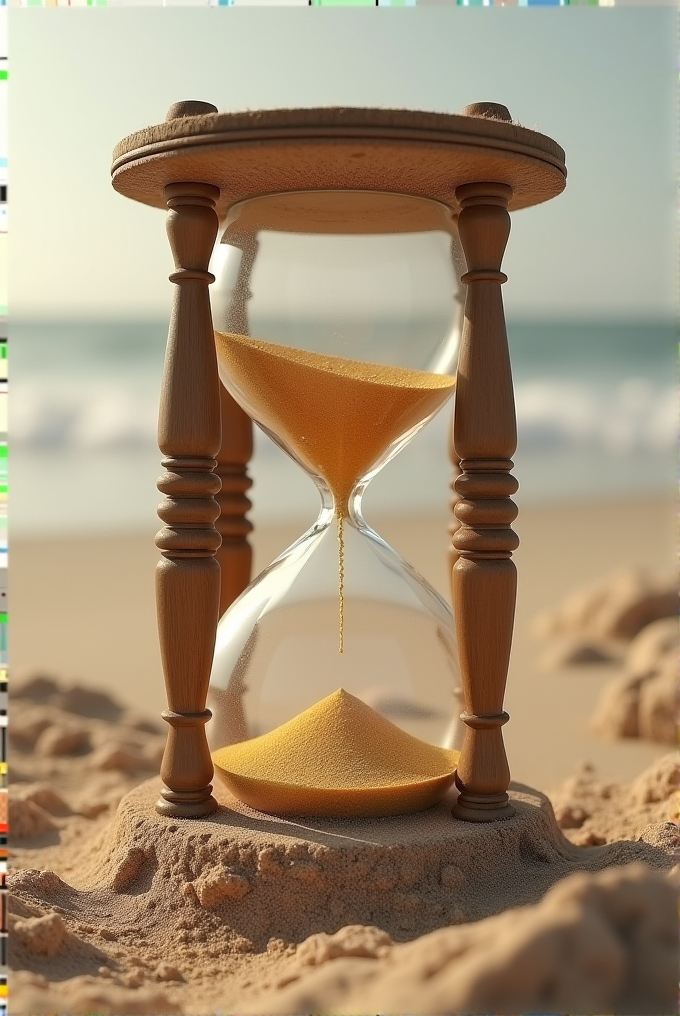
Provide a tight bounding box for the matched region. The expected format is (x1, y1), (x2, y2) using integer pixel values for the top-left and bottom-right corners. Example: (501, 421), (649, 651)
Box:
(212, 689), (459, 816)
(295, 924), (393, 966)
(532, 567), (676, 667)
(10, 677), (680, 1015)
(10, 674), (166, 849)
(625, 616), (678, 675)
(10, 770), (676, 1015)
(235, 862), (677, 1016)
(590, 617), (678, 744)
(590, 664), (677, 745)
(549, 753), (680, 847)
(10, 971), (181, 1016)
(13, 671), (161, 730)
(531, 572), (677, 744)
(13, 913), (67, 958)
(9, 797), (58, 841)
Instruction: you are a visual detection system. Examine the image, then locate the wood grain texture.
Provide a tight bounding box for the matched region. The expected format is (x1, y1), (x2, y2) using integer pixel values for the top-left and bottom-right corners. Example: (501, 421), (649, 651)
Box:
(111, 107), (566, 220)
(155, 181), (222, 819)
(451, 181), (518, 823)
(215, 383), (253, 617)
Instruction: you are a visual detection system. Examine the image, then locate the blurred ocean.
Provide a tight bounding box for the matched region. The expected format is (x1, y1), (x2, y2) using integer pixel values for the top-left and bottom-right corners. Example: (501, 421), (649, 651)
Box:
(11, 318), (676, 536)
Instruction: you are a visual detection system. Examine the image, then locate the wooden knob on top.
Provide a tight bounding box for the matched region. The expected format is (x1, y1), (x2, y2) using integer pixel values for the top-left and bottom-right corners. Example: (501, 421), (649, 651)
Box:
(460, 102), (512, 122)
(166, 100), (218, 121)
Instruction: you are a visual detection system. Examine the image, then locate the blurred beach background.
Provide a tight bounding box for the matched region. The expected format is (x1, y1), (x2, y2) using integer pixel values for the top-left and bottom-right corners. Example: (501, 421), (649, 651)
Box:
(10, 7), (676, 791)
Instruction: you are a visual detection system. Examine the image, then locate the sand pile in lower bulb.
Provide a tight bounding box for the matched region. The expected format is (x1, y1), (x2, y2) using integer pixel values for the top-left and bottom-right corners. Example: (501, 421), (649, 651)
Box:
(211, 688), (459, 817)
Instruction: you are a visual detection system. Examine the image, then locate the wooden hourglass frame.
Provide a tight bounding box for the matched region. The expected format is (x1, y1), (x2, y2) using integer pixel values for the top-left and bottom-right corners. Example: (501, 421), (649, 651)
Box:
(111, 102), (566, 823)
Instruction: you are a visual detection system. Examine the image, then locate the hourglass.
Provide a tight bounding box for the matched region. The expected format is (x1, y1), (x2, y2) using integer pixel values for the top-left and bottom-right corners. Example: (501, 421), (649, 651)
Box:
(206, 190), (463, 816)
(111, 102), (566, 822)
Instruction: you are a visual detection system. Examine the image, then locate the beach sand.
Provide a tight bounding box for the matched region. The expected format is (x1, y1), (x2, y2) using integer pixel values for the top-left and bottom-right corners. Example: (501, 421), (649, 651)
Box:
(13, 496), (674, 790)
(9, 687), (679, 1015)
(9, 495), (679, 1014)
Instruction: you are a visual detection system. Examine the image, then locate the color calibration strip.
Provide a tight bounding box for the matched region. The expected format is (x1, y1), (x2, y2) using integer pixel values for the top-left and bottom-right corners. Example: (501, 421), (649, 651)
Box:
(0, 660), (4, 975)
(2, 0), (624, 6)
(19, 0), (680, 8)
(0, 644), (5, 1005)
(0, 8), (5, 321)
(0, 12), (6, 1006)
(0, 6), (7, 592)
(0, 575), (5, 1003)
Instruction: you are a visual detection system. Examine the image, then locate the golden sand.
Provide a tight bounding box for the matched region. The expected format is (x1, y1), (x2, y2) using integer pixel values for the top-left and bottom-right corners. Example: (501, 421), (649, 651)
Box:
(214, 331), (456, 650)
(211, 688), (460, 817)
(214, 332), (455, 512)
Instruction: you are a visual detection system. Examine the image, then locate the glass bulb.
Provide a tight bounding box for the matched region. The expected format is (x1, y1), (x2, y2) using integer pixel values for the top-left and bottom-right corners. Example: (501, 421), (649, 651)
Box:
(207, 190), (465, 817)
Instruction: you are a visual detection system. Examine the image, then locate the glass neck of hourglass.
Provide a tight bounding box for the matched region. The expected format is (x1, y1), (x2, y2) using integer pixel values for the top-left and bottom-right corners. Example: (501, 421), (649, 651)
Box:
(312, 477), (369, 531)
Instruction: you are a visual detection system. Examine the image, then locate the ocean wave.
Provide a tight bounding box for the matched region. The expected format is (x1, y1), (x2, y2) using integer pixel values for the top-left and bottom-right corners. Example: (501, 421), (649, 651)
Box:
(513, 378), (676, 453)
(12, 385), (159, 450)
(12, 377), (676, 454)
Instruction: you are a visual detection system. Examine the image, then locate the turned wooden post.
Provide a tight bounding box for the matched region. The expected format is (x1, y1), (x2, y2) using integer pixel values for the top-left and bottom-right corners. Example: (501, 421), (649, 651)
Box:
(155, 178), (222, 818)
(447, 421), (462, 582)
(213, 225), (255, 617)
(215, 385), (253, 617)
(447, 221), (466, 587)
(451, 179), (518, 823)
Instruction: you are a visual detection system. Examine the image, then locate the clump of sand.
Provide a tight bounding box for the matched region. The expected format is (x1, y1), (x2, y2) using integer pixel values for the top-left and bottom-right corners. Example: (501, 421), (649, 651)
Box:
(234, 863), (678, 1016)
(532, 566), (676, 668)
(10, 970), (182, 1016)
(10, 677), (680, 1016)
(10, 673), (166, 874)
(12, 673), (159, 728)
(549, 752), (680, 847)
(589, 617), (677, 745)
(531, 569), (677, 744)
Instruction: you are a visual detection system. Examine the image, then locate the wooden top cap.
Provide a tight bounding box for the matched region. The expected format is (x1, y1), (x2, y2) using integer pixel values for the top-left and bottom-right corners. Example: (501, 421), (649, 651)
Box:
(460, 102), (513, 122)
(112, 105), (566, 219)
(165, 100), (218, 121)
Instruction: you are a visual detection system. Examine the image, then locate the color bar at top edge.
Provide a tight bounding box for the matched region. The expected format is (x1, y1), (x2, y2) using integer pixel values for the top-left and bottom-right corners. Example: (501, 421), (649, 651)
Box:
(5, 0), (649, 6)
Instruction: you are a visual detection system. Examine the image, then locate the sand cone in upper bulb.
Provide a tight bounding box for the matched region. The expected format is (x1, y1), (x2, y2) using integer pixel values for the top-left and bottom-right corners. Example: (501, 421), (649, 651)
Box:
(212, 689), (460, 818)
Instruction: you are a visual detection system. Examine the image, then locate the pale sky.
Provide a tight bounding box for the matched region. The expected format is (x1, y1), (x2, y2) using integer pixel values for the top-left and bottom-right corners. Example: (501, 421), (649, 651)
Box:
(9, 6), (676, 320)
